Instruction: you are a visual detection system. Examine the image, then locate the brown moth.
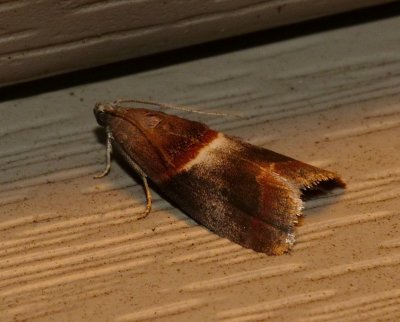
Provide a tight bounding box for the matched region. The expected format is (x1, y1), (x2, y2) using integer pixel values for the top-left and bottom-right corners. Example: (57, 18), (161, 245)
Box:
(94, 100), (344, 255)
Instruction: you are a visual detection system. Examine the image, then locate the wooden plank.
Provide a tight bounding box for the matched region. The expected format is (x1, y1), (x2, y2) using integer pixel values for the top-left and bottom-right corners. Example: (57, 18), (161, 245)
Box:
(0, 0), (396, 87)
(1, 11), (400, 322)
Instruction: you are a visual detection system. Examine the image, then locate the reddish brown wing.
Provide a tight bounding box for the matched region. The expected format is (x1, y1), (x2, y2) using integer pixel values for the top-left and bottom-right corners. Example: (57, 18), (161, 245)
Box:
(96, 104), (343, 255)
(159, 135), (342, 255)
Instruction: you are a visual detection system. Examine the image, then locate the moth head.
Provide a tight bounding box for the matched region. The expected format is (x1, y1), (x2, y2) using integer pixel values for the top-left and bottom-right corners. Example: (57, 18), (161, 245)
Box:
(94, 102), (113, 126)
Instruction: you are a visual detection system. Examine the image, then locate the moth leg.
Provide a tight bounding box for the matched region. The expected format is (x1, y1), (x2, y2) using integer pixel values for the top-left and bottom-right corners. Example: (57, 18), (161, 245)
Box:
(94, 127), (113, 179)
(136, 175), (152, 220)
(125, 159), (152, 220)
(113, 144), (152, 220)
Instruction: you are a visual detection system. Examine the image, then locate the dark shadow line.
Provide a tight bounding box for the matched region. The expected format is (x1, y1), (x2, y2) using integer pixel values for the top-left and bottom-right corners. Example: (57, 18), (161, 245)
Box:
(0, 2), (399, 102)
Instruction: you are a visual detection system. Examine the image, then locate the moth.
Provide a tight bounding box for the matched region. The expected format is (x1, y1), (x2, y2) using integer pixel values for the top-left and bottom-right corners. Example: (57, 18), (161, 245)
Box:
(94, 99), (344, 255)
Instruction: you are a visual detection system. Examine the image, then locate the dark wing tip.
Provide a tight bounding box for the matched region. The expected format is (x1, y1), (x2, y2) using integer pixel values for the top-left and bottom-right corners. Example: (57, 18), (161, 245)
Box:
(254, 165), (345, 255)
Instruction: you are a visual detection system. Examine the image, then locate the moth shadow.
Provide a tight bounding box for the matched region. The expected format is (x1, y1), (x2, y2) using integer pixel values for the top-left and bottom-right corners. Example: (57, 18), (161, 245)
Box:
(302, 180), (345, 200)
(299, 180), (346, 223)
(94, 127), (107, 145)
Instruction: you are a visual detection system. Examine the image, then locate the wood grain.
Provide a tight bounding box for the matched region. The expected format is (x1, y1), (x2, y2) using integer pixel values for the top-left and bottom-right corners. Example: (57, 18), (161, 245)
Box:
(1, 12), (400, 322)
(0, 0), (396, 87)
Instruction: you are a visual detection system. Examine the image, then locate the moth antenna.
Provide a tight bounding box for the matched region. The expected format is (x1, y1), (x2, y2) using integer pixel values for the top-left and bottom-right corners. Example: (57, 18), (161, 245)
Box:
(113, 99), (241, 117)
(94, 127), (112, 179)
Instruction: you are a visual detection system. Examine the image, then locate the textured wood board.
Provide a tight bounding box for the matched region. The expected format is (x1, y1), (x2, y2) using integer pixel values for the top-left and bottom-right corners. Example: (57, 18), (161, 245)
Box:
(1, 13), (400, 322)
(0, 0), (396, 87)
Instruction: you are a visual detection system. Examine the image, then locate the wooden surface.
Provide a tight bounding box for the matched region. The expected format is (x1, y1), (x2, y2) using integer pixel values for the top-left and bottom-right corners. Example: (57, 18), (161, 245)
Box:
(1, 11), (400, 322)
(0, 0), (396, 87)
